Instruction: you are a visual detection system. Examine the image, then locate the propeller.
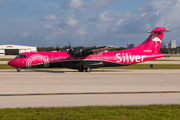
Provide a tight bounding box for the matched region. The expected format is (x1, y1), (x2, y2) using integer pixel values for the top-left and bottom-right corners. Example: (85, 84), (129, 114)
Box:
(67, 42), (76, 56)
(56, 44), (60, 52)
(68, 42), (73, 53)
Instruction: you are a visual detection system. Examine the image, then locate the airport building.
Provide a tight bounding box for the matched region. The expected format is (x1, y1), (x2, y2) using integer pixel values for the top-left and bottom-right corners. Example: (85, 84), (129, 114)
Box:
(0, 44), (37, 55)
(168, 40), (176, 49)
(161, 42), (168, 48)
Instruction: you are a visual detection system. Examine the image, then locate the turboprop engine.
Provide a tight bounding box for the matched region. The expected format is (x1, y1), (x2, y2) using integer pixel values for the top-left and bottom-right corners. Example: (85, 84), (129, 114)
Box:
(67, 49), (83, 57)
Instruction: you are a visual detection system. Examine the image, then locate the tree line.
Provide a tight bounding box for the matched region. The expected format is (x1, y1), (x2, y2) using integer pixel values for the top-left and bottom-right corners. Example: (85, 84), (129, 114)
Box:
(37, 46), (127, 52)
(160, 46), (180, 54)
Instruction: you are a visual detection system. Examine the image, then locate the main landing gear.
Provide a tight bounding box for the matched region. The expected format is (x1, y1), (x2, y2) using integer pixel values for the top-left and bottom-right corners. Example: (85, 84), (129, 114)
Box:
(78, 66), (91, 72)
(17, 68), (21, 72)
(85, 67), (91, 72)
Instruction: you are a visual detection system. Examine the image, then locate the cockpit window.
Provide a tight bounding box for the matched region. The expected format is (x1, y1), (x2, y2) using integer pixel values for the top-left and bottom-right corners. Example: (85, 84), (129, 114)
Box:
(15, 55), (27, 58)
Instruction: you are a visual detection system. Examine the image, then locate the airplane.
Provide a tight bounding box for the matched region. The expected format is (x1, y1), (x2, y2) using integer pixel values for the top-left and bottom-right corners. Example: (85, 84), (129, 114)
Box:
(8, 27), (171, 72)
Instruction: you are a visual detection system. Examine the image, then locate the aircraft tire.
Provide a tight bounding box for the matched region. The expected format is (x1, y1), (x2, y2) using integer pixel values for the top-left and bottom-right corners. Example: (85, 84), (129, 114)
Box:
(17, 68), (21, 72)
(85, 67), (91, 72)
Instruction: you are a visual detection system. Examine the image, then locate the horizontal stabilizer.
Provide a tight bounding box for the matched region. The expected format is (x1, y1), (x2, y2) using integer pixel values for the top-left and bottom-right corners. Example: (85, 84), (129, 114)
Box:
(148, 28), (171, 33)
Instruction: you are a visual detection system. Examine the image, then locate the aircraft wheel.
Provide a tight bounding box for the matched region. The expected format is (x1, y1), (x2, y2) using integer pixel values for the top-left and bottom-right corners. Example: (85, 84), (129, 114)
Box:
(17, 68), (21, 72)
(85, 67), (91, 72)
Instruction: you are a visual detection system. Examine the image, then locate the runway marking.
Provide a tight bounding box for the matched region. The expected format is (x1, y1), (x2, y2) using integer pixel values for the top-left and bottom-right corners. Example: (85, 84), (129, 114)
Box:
(0, 91), (180, 96)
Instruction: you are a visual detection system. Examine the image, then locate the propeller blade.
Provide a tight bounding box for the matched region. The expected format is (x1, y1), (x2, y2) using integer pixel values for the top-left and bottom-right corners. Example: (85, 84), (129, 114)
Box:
(69, 42), (71, 49)
(56, 44), (60, 52)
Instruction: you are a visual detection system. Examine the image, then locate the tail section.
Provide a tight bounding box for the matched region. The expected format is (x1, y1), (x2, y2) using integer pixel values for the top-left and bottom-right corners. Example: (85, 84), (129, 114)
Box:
(133, 27), (171, 53)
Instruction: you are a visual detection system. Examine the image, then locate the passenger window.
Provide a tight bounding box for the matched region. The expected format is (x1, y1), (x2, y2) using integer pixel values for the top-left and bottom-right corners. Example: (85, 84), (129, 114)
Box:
(98, 57), (100, 59)
(91, 57), (93, 59)
(52, 57), (54, 60)
(59, 57), (60, 59)
(55, 57), (57, 59)
(88, 57), (90, 59)
(114, 56), (116, 59)
(49, 57), (51, 60)
(111, 56), (112, 59)
(101, 57), (103, 59)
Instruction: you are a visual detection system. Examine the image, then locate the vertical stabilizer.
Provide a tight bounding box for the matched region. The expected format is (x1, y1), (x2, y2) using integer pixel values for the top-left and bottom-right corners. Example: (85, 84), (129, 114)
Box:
(133, 27), (171, 53)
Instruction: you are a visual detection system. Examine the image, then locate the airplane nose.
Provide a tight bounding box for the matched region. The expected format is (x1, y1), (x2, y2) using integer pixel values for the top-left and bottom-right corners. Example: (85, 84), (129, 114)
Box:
(8, 60), (12, 67)
(8, 60), (16, 67)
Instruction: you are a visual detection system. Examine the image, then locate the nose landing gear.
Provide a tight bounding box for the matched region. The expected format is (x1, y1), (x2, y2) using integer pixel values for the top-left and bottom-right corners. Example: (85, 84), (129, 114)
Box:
(17, 68), (21, 72)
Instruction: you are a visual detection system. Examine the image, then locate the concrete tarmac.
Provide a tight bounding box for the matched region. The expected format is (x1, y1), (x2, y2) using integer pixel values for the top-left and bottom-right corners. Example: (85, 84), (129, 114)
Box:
(0, 61), (8, 64)
(0, 69), (180, 108)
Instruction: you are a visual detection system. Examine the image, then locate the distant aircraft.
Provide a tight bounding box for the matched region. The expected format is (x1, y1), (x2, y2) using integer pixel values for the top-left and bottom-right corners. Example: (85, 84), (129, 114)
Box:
(8, 27), (171, 72)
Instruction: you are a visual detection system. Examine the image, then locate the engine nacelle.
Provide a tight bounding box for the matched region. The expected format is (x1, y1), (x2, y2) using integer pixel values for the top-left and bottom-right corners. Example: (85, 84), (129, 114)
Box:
(67, 49), (83, 57)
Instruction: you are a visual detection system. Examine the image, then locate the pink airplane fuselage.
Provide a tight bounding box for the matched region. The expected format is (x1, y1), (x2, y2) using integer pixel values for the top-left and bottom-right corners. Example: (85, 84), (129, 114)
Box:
(8, 50), (165, 68)
(8, 27), (170, 72)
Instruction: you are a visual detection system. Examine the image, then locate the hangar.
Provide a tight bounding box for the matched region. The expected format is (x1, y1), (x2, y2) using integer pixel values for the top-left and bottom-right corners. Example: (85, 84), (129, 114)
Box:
(0, 44), (37, 55)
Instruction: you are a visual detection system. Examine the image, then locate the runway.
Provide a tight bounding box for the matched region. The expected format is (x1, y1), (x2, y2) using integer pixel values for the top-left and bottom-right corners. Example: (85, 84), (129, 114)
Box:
(0, 69), (180, 108)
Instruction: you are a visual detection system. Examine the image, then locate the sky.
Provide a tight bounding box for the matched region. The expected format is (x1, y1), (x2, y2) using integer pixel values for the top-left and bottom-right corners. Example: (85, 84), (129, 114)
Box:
(0, 0), (180, 47)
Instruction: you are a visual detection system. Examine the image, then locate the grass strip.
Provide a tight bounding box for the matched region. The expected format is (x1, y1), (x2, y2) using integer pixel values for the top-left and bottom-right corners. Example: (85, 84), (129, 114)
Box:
(1, 64), (180, 69)
(166, 54), (180, 57)
(0, 105), (180, 120)
(149, 59), (180, 61)
(100, 64), (180, 69)
(0, 59), (12, 61)
(0, 64), (14, 69)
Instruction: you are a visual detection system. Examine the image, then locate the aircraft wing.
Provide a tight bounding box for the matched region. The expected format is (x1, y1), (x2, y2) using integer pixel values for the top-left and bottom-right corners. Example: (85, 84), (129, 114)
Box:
(67, 45), (116, 57)
(82, 45), (116, 55)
